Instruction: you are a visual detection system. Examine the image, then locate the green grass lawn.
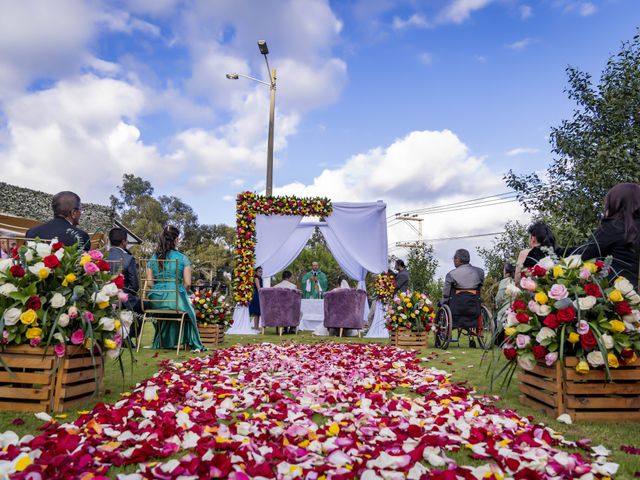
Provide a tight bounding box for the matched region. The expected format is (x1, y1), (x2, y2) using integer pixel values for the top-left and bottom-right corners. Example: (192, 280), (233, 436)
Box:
(1, 331), (639, 478)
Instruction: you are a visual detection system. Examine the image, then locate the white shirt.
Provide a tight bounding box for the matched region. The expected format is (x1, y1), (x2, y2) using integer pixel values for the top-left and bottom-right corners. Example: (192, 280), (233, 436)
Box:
(274, 280), (298, 290)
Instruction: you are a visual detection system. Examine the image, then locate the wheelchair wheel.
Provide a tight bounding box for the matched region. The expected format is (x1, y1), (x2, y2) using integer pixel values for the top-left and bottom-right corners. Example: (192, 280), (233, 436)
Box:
(477, 305), (494, 351)
(435, 305), (452, 350)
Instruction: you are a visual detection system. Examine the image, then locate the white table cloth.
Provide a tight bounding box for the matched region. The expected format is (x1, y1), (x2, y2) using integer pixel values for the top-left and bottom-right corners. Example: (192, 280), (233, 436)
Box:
(299, 299), (324, 331)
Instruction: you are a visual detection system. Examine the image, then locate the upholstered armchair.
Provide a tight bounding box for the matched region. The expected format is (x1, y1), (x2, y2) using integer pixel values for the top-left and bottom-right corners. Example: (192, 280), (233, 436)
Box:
(323, 289), (367, 337)
(258, 288), (302, 335)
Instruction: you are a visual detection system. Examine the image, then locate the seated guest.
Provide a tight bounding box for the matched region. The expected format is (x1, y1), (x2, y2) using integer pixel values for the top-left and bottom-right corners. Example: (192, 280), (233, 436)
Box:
(442, 249), (485, 304)
(515, 221), (556, 282)
(274, 270), (298, 290)
(105, 228), (141, 313)
(394, 260), (409, 293)
(571, 183), (640, 288)
(338, 276), (350, 289)
(26, 191), (90, 250)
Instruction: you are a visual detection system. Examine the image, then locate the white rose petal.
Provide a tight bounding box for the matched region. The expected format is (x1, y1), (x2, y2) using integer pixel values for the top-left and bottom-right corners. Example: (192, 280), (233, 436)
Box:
(34, 412), (53, 422)
(3, 308), (21, 326)
(556, 413), (572, 425)
(0, 283), (18, 296)
(50, 293), (66, 308)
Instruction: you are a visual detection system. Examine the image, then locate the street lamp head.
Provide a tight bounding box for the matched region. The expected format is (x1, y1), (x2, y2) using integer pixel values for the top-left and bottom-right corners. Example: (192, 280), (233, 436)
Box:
(257, 40), (269, 55)
(226, 73), (239, 80)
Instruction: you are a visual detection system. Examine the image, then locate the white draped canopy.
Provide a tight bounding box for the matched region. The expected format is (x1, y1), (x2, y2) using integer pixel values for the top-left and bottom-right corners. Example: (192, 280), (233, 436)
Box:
(227, 201), (390, 337)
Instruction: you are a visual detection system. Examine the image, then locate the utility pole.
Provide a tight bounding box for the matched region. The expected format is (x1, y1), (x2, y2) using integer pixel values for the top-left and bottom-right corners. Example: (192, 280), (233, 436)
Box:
(394, 214), (423, 248)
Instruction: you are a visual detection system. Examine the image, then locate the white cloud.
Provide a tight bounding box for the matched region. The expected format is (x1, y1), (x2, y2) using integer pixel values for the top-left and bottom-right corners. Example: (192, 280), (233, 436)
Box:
(437, 0), (493, 24)
(506, 38), (534, 51)
(418, 52), (433, 66)
(505, 147), (539, 156)
(519, 5), (533, 18)
(579, 2), (596, 16)
(392, 13), (429, 30)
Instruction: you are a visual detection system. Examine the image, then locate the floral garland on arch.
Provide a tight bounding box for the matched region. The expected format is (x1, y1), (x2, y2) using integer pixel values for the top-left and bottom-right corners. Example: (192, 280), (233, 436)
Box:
(374, 272), (396, 305)
(233, 192), (332, 305)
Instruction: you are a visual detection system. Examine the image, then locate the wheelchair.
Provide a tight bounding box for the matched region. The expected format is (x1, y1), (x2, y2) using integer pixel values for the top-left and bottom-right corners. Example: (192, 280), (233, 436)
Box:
(434, 289), (494, 350)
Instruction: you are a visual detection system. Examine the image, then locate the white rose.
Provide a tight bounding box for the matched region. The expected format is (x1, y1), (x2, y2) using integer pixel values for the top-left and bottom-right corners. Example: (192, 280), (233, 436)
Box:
(505, 310), (519, 327)
(538, 257), (556, 271)
(600, 334), (614, 350)
(53, 332), (66, 343)
(575, 295), (597, 311)
(100, 283), (119, 297)
(35, 243), (52, 258)
(535, 327), (557, 344)
(626, 292), (640, 306)
(23, 250), (33, 262)
(614, 277), (634, 295)
(57, 313), (70, 327)
(120, 310), (134, 327)
(538, 305), (552, 317)
(564, 255), (583, 269)
(28, 262), (50, 276)
(0, 283), (18, 296)
(586, 351), (605, 367)
(3, 307), (21, 326)
(98, 317), (115, 331)
(55, 249), (65, 261)
(505, 284), (522, 298)
(91, 292), (110, 304)
(0, 259), (13, 273)
(50, 293), (66, 308)
(106, 348), (121, 360)
(518, 356), (536, 371)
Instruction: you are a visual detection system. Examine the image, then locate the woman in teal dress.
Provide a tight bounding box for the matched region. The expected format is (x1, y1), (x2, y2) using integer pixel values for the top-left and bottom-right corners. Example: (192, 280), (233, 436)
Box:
(146, 225), (205, 352)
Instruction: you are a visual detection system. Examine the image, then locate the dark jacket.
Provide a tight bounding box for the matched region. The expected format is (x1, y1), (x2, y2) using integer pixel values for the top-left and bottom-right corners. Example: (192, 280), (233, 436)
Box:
(395, 269), (409, 293)
(105, 247), (140, 296)
(26, 217), (90, 251)
(443, 263), (485, 301)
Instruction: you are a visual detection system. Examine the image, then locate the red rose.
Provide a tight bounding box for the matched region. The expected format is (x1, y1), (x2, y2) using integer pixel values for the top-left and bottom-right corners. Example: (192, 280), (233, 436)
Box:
(9, 265), (25, 278)
(615, 302), (633, 316)
(532, 265), (547, 277)
(512, 299), (527, 312)
(11, 247), (20, 259)
(112, 274), (124, 289)
(504, 347), (518, 361)
(557, 307), (576, 323)
(543, 314), (559, 329)
(580, 330), (598, 351)
(43, 255), (60, 269)
(583, 283), (602, 298)
(532, 345), (547, 360)
(516, 312), (530, 323)
(620, 348), (635, 360)
(594, 260), (605, 271)
(96, 260), (111, 272)
(51, 242), (65, 251)
(26, 295), (42, 311)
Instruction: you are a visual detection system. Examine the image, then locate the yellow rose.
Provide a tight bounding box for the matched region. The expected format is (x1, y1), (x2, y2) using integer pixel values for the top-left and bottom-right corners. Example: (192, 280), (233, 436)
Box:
(38, 268), (49, 280)
(26, 327), (42, 339)
(504, 327), (516, 337)
(406, 303), (412, 308)
(114, 320), (121, 330)
(575, 360), (590, 374)
(552, 265), (564, 278)
(534, 292), (549, 305)
(62, 273), (77, 287)
(104, 339), (117, 350)
(608, 290), (623, 303)
(609, 320), (625, 333)
(624, 353), (638, 365)
(80, 255), (91, 266)
(98, 301), (110, 310)
(20, 309), (38, 325)
(583, 262), (598, 274)
(568, 332), (580, 344)
(199, 299), (206, 304)
(410, 313), (416, 318)
(607, 353), (619, 368)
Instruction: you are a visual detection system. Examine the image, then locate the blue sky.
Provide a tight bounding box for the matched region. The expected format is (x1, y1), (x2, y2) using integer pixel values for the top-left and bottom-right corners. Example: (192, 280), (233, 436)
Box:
(0, 0), (637, 274)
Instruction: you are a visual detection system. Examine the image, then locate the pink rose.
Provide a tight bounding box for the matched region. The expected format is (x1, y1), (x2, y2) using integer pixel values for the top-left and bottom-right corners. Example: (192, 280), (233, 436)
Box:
(516, 334), (531, 349)
(579, 268), (591, 280)
(30, 338), (41, 347)
(70, 329), (85, 345)
(577, 320), (590, 335)
(68, 306), (79, 319)
(118, 291), (129, 303)
(83, 311), (94, 324)
(113, 334), (122, 347)
(549, 284), (569, 301)
(83, 262), (99, 275)
(520, 277), (537, 292)
(88, 250), (104, 261)
(528, 300), (541, 315)
(54, 343), (66, 357)
(545, 351), (558, 366)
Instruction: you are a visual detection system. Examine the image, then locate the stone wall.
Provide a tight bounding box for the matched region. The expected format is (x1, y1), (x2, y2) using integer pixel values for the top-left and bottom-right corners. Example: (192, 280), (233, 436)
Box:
(0, 182), (115, 233)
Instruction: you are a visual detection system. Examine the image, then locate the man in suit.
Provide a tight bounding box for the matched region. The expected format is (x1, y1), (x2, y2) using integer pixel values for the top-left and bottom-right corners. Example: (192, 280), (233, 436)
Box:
(26, 191), (90, 250)
(394, 260), (409, 293)
(105, 228), (141, 312)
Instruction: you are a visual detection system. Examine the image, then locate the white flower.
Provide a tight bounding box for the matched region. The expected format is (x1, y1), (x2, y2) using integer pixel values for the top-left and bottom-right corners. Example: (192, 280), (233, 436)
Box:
(505, 284), (521, 297)
(614, 277), (634, 295)
(100, 283), (119, 297)
(53, 333), (65, 343)
(50, 293), (66, 308)
(505, 310), (519, 327)
(35, 243), (52, 258)
(0, 259), (13, 273)
(517, 356), (535, 371)
(538, 257), (556, 270)
(556, 413), (572, 425)
(106, 348), (121, 360)
(55, 249), (65, 261)
(28, 262), (50, 277)
(3, 308), (21, 326)
(23, 249), (33, 262)
(99, 317), (115, 331)
(575, 295), (597, 311)
(601, 334), (614, 350)
(536, 327), (557, 344)
(0, 283), (18, 296)
(538, 305), (552, 317)
(91, 292), (110, 304)
(57, 313), (70, 328)
(120, 310), (134, 327)
(626, 292), (640, 306)
(564, 255), (583, 269)
(586, 351), (605, 367)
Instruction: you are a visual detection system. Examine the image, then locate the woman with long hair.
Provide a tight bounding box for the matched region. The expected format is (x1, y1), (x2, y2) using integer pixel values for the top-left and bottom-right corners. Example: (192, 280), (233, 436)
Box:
(515, 221), (557, 282)
(146, 225), (205, 352)
(576, 183), (640, 287)
(248, 266), (263, 330)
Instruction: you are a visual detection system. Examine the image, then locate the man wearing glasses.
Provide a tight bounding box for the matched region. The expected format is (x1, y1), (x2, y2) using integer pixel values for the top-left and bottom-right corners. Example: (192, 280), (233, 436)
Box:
(26, 191), (91, 250)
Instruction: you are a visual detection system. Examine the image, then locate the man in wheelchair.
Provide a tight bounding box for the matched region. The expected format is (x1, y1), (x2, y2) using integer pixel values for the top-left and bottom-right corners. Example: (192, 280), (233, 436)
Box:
(440, 249), (485, 348)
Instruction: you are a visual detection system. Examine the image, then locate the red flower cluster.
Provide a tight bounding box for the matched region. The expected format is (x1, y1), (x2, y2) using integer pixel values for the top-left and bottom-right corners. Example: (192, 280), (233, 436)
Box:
(583, 283), (602, 298)
(25, 295), (42, 311)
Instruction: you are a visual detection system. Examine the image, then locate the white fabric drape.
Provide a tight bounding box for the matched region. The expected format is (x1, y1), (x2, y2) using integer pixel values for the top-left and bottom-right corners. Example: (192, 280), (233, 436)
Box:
(258, 224), (316, 277)
(255, 214), (303, 271)
(226, 305), (256, 335)
(365, 300), (388, 338)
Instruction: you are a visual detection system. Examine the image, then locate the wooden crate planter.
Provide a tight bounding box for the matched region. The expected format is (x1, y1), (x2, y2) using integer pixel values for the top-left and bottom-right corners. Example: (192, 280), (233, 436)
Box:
(518, 356), (640, 422)
(0, 345), (103, 413)
(198, 324), (225, 346)
(390, 328), (429, 350)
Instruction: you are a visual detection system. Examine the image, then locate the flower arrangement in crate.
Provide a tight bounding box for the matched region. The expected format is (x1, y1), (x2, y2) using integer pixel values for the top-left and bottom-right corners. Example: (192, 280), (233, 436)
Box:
(385, 291), (435, 332)
(191, 290), (232, 328)
(497, 252), (640, 378)
(0, 240), (132, 359)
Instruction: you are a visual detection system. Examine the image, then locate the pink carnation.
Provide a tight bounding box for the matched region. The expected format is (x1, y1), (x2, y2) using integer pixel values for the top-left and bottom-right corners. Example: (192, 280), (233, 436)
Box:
(54, 343), (66, 357)
(83, 262), (100, 275)
(88, 250), (103, 261)
(549, 284), (569, 301)
(70, 329), (85, 345)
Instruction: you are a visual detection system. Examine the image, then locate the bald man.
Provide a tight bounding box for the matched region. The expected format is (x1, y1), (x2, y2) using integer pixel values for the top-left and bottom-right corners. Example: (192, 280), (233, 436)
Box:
(26, 191), (91, 250)
(301, 261), (328, 299)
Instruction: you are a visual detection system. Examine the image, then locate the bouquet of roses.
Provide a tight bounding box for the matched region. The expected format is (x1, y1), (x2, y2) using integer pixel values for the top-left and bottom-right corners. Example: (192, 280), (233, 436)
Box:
(191, 290), (232, 328)
(374, 273), (396, 305)
(499, 252), (640, 377)
(0, 239), (132, 359)
(385, 290), (435, 332)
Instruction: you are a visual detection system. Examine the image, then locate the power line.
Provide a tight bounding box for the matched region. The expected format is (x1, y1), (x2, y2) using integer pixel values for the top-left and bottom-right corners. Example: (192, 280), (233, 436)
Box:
(391, 230), (505, 248)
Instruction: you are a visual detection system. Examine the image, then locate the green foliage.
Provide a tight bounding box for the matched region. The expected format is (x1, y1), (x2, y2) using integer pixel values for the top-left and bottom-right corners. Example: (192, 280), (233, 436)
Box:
(476, 220), (528, 281)
(406, 242), (441, 300)
(505, 31), (640, 237)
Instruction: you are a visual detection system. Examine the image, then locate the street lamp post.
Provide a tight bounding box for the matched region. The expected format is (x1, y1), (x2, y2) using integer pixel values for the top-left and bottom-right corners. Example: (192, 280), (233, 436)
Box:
(226, 40), (276, 197)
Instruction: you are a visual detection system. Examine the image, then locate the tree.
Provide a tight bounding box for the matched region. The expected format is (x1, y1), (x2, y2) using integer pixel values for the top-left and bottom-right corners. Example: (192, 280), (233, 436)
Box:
(406, 243), (440, 299)
(505, 31), (640, 240)
(476, 220), (528, 281)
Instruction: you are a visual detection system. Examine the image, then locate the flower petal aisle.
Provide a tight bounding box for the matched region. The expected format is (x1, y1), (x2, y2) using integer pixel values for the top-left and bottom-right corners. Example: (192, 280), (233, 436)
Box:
(0, 343), (617, 479)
